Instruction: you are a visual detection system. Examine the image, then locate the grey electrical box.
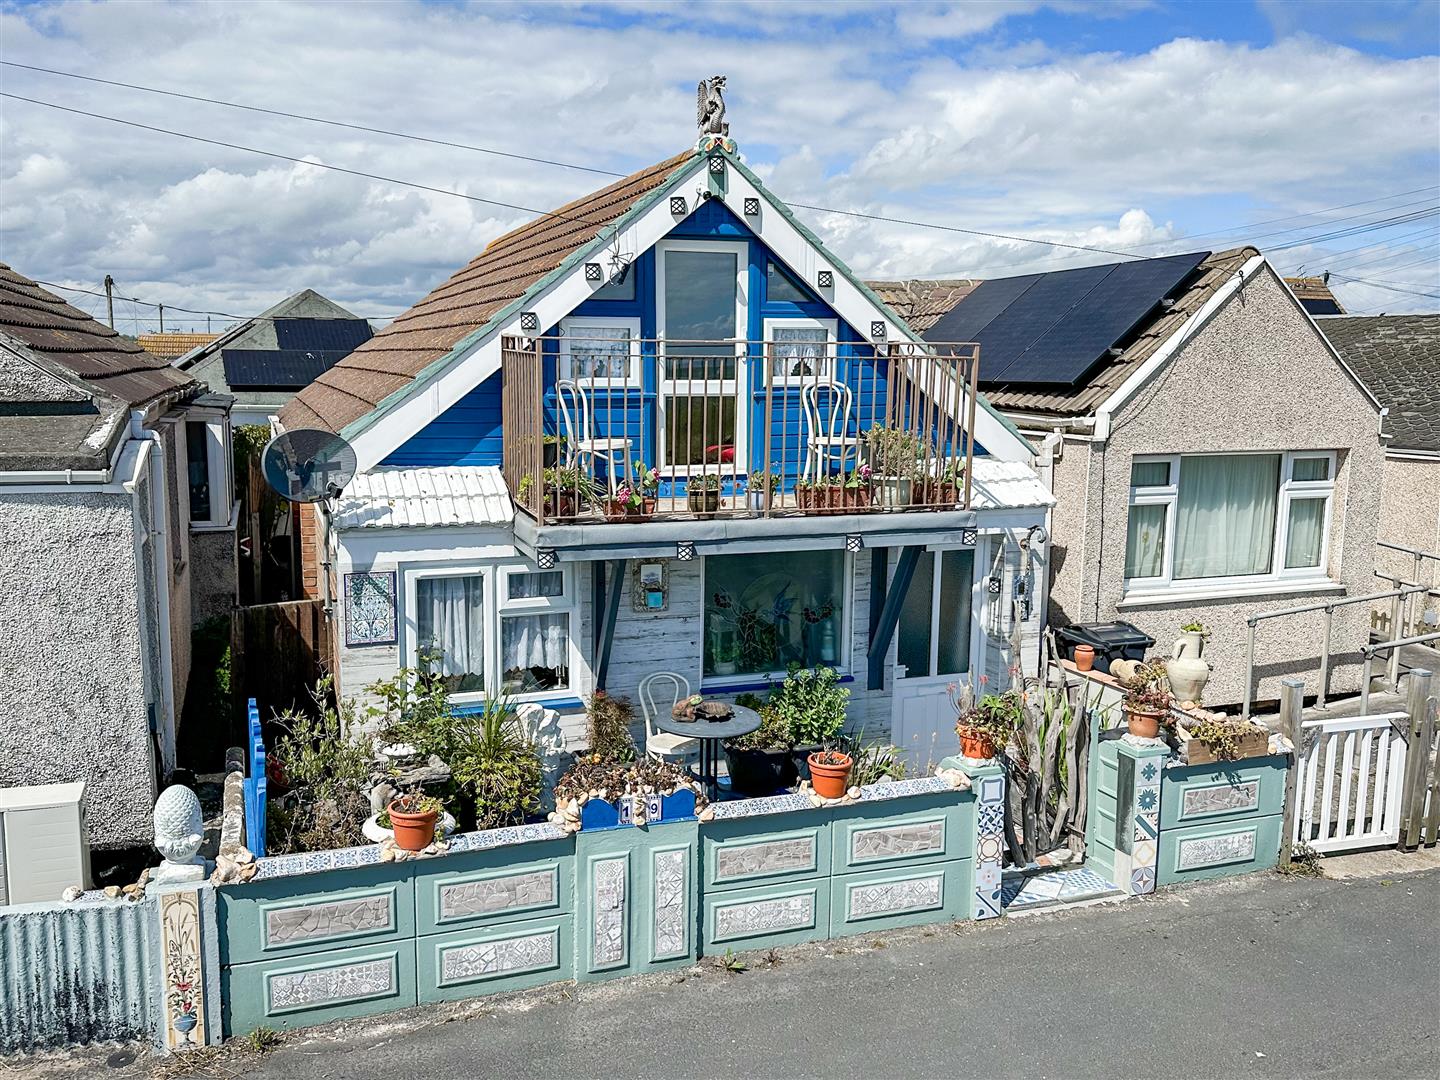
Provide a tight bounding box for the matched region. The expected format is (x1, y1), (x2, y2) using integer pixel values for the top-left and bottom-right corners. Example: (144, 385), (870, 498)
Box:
(0, 782), (92, 904)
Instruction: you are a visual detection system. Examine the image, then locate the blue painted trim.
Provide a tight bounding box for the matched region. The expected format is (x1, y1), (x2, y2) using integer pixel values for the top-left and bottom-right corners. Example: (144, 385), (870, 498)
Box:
(451, 696), (586, 715)
(701, 672), (856, 694)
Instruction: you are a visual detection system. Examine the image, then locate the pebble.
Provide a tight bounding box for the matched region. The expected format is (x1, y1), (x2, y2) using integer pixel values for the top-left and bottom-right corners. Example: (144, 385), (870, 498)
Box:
(61, 885), (83, 903)
(103, 885), (122, 899)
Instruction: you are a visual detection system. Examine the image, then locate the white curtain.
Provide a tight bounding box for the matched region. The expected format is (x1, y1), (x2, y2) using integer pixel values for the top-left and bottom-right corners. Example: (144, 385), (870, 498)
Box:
(416, 576), (485, 682)
(1174, 455), (1280, 579)
(502, 614), (570, 684)
(568, 325), (631, 380)
(772, 326), (826, 378)
(1124, 504), (1167, 579)
(1285, 497), (1326, 569)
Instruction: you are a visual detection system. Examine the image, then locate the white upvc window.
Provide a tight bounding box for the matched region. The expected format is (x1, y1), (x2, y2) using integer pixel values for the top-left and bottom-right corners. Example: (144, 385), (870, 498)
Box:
(185, 409), (234, 528)
(1123, 450), (1337, 595)
(764, 316), (837, 385)
(403, 560), (578, 703)
(558, 315), (641, 385)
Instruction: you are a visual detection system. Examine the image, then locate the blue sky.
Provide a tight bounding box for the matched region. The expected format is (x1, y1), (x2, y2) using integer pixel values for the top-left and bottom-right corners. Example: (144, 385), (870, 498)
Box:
(1, 0), (1436, 328)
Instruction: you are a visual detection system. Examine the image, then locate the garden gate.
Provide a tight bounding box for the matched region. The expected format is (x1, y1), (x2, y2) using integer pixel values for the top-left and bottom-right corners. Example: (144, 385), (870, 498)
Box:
(1292, 711), (1409, 853)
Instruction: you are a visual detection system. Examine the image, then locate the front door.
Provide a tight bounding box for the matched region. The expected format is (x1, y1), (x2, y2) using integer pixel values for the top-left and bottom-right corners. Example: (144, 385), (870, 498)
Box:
(655, 240), (748, 478)
(891, 548), (978, 772)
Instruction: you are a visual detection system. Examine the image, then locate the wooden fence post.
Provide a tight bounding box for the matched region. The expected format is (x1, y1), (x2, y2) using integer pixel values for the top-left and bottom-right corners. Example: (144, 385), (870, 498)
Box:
(1400, 668), (1434, 850)
(1278, 678), (1305, 866)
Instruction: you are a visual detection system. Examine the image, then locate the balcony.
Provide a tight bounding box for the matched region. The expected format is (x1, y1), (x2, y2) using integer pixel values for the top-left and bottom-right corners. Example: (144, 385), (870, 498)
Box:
(500, 335), (981, 526)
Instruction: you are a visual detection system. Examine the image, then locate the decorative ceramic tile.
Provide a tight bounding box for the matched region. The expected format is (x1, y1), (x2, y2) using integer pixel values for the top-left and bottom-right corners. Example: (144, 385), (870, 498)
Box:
(1130, 866), (1156, 893)
(652, 848), (688, 960)
(440, 870), (555, 920)
(160, 888), (207, 1050)
(439, 930), (556, 983)
(344, 571), (396, 647)
(592, 857), (627, 966)
(999, 867), (1125, 912)
(1176, 830), (1256, 871)
(265, 894), (392, 947)
(1181, 781), (1259, 818)
(714, 836), (815, 880)
(851, 820), (944, 863)
(268, 958), (393, 1011)
(714, 892), (814, 939)
(707, 792), (813, 821)
(252, 822), (568, 882)
(855, 776), (951, 802)
(847, 873), (943, 919)
(973, 771), (1006, 920)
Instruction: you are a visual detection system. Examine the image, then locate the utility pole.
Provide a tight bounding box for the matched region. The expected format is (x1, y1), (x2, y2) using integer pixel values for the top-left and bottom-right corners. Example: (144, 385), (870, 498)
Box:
(158, 302), (165, 334)
(206, 315), (211, 333)
(104, 275), (115, 329)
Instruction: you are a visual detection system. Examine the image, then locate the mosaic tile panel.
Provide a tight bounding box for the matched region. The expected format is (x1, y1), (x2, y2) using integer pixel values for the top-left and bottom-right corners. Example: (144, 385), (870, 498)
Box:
(160, 888), (207, 1049)
(439, 870), (555, 921)
(439, 930), (556, 984)
(847, 873), (943, 919)
(1130, 778), (1161, 895)
(999, 867), (1123, 913)
(265, 894), (392, 947)
(714, 836), (815, 881)
(652, 849), (688, 960)
(344, 571), (396, 647)
(591, 857), (627, 967)
(714, 892), (814, 939)
(973, 773), (1006, 920)
(253, 822), (568, 882)
(850, 819), (944, 863)
(1177, 830), (1256, 871)
(268, 958), (393, 1012)
(1181, 781), (1259, 818)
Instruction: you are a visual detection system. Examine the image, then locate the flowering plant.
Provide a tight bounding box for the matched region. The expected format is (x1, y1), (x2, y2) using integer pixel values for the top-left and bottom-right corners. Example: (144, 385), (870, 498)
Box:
(845, 463), (873, 489)
(632, 461), (661, 493)
(610, 482), (644, 510)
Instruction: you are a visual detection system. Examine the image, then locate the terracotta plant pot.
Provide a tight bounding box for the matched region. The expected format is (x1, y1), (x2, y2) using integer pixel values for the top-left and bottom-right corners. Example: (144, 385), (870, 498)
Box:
(1125, 708), (1165, 740)
(643, 496), (658, 516)
(956, 725), (997, 761)
(1074, 644), (1096, 672)
(843, 485), (873, 512)
(543, 491), (578, 519)
(387, 802), (439, 852)
(807, 751), (853, 799)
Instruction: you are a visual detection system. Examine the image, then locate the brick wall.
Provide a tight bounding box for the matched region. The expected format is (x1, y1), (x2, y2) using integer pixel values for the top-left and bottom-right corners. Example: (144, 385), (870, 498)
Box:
(298, 502), (320, 600)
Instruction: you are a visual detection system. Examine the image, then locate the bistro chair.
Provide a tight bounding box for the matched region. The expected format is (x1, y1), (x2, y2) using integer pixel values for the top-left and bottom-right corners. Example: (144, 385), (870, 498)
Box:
(555, 379), (633, 493)
(639, 671), (699, 763)
(801, 380), (860, 482)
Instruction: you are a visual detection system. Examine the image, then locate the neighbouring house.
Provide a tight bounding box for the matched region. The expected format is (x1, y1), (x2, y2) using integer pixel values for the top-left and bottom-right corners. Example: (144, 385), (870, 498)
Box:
(278, 127), (1054, 772)
(0, 263), (238, 848)
(1319, 313), (1440, 635)
(878, 248), (1386, 708)
(1285, 275), (1347, 316)
(138, 331), (221, 361)
(174, 289), (373, 427)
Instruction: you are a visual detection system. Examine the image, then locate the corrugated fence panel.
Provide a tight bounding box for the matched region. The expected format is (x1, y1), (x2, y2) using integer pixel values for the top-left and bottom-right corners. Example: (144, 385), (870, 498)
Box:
(0, 897), (158, 1054)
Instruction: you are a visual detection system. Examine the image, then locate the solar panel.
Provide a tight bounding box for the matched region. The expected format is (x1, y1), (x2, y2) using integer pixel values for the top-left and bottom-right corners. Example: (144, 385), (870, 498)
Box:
(996, 251), (1207, 385)
(971, 262), (1115, 382)
(223, 349), (351, 388)
(923, 274), (1040, 347)
(272, 318), (373, 352)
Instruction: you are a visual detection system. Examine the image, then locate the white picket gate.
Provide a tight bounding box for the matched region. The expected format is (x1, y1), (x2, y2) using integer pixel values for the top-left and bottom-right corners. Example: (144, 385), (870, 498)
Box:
(1293, 712), (1409, 853)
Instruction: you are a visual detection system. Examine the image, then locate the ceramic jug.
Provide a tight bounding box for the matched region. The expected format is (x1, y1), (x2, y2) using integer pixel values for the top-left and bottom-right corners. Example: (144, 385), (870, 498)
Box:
(1165, 630), (1210, 704)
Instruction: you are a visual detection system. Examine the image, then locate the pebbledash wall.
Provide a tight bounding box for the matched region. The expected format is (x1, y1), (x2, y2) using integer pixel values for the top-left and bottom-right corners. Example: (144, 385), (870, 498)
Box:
(1045, 266), (1384, 707)
(215, 771), (1006, 1037)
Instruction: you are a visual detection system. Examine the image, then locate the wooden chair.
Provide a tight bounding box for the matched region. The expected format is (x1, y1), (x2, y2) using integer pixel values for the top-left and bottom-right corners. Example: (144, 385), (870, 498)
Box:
(639, 671), (699, 763)
(801, 380), (860, 482)
(556, 379), (633, 492)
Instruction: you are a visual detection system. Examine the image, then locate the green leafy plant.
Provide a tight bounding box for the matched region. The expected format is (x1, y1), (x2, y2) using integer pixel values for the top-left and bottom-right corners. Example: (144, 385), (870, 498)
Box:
(267, 680), (375, 855)
(387, 789), (442, 817)
(955, 689), (1023, 743)
(245, 1026), (282, 1054)
(1277, 839), (1323, 878)
(862, 424), (922, 478)
(1188, 714), (1246, 760)
(585, 691), (638, 762)
(769, 665), (849, 746)
(448, 698), (544, 830)
(848, 740), (907, 786)
(632, 460), (661, 493)
(1180, 620), (1210, 637)
(725, 704), (793, 751)
(688, 472), (723, 491)
(719, 949), (747, 974)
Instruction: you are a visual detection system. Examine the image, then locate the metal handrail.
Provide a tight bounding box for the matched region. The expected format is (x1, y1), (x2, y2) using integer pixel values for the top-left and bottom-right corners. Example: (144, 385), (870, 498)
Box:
(1242, 583), (1428, 721)
(1359, 630), (1440, 714)
(1376, 540), (1440, 640)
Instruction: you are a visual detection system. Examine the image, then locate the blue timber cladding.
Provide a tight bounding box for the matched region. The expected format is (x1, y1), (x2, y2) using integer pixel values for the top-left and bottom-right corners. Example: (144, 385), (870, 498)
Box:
(381, 199), (990, 474)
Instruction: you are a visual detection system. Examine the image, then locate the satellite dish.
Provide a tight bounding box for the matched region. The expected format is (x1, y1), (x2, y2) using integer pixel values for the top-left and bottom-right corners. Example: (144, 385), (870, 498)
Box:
(262, 429), (357, 503)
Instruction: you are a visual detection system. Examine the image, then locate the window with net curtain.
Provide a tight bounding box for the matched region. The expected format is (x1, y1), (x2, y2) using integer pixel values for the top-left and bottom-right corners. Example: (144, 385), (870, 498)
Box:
(703, 551), (845, 675)
(564, 324), (632, 381)
(501, 571), (571, 694)
(771, 325), (829, 380)
(416, 575), (486, 694)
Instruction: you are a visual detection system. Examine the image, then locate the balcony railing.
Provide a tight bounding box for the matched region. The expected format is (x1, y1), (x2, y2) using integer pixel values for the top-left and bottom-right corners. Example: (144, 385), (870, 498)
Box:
(501, 335), (981, 525)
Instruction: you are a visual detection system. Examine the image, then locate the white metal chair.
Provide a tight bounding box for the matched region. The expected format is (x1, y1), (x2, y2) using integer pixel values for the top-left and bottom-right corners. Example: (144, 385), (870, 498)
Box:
(639, 671), (699, 762)
(556, 379), (633, 493)
(801, 380), (860, 482)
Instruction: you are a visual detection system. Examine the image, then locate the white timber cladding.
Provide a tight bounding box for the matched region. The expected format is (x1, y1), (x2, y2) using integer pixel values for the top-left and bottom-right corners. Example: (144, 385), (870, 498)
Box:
(330, 521), (1037, 752)
(342, 151), (1035, 471)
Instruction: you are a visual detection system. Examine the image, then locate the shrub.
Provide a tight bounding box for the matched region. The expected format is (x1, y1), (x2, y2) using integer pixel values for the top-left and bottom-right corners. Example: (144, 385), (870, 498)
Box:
(448, 698), (544, 831)
(726, 704), (793, 750)
(266, 680), (374, 855)
(769, 665), (849, 746)
(586, 691), (638, 761)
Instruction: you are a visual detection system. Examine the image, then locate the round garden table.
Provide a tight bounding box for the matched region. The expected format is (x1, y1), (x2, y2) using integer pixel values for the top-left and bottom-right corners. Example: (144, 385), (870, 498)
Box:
(652, 703), (762, 802)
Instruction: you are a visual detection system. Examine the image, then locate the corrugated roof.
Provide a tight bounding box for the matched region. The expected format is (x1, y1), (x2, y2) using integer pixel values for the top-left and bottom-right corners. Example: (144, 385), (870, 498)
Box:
(968, 458), (1056, 511)
(0, 263), (196, 407)
(281, 151), (696, 436)
(1319, 314), (1439, 453)
(331, 466), (513, 530)
(138, 332), (220, 359)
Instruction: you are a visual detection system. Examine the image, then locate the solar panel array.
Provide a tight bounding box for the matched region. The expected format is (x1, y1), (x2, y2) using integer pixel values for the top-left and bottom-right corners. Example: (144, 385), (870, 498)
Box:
(923, 251), (1209, 386)
(223, 349), (353, 388)
(273, 317), (373, 352)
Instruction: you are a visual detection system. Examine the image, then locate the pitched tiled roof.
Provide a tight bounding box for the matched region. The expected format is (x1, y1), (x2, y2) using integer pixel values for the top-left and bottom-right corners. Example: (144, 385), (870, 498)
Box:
(0, 263), (196, 407)
(281, 151), (696, 435)
(1319, 314), (1440, 453)
(865, 279), (981, 333)
(138, 332), (220, 360)
(1285, 276), (1346, 316)
(879, 248), (1257, 419)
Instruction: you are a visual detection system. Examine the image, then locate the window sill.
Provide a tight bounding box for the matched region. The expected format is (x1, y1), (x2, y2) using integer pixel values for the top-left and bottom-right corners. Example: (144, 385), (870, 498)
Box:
(451, 694), (585, 714)
(1117, 578), (1345, 609)
(701, 671), (855, 695)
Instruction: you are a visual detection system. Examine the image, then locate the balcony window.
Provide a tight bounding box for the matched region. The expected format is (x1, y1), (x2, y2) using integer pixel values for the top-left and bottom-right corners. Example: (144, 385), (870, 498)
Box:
(765, 317), (836, 384)
(559, 317), (639, 383)
(703, 550), (847, 677)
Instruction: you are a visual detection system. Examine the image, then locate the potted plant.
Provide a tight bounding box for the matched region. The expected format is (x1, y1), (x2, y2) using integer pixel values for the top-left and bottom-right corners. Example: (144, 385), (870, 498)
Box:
(842, 463), (873, 512)
(385, 789), (442, 851)
(1122, 663), (1173, 739)
(521, 466), (594, 518)
(807, 744), (853, 798)
(605, 482), (649, 522)
(820, 472), (846, 515)
(952, 688), (1020, 760)
(632, 461), (660, 515)
(723, 705), (799, 796)
(794, 477), (817, 511)
(687, 472), (722, 517)
(862, 424), (920, 508)
(748, 469), (783, 512)
(541, 434), (564, 468)
(768, 665), (849, 780)
(919, 461), (963, 506)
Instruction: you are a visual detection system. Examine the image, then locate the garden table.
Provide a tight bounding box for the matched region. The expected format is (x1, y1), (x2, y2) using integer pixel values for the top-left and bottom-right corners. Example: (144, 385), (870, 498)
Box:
(651, 703), (761, 802)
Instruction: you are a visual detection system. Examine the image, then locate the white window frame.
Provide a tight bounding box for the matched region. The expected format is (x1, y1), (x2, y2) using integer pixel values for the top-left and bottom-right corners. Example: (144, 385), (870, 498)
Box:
(183, 409), (235, 529)
(403, 560), (580, 705)
(763, 316), (837, 386)
(894, 546), (983, 682)
(699, 549), (854, 687)
(655, 238), (750, 477)
(1122, 450), (1337, 596)
(558, 315), (641, 386)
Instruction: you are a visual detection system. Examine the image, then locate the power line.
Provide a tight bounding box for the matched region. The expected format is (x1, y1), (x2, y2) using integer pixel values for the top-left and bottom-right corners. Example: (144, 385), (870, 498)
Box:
(1327, 274), (1440, 300)
(1267, 207), (1440, 252)
(33, 278), (400, 323)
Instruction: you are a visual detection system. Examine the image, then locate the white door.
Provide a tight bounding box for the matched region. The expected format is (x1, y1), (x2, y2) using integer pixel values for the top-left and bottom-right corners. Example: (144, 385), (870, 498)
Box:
(891, 548), (979, 772)
(1294, 711), (1409, 853)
